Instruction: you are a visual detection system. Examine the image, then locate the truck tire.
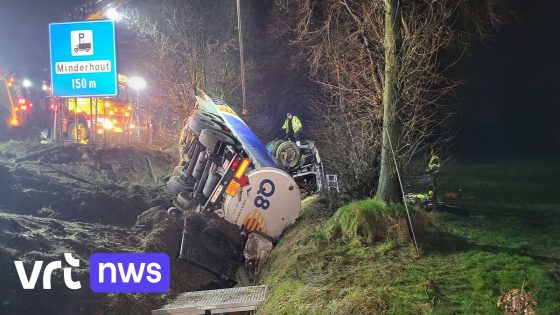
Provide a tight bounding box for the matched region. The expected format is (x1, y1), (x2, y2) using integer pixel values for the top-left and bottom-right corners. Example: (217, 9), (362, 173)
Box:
(167, 207), (181, 216)
(188, 116), (221, 134)
(276, 141), (301, 168)
(176, 191), (194, 210)
(171, 165), (184, 177)
(68, 122), (89, 144)
(267, 140), (283, 155)
(199, 129), (235, 150)
(194, 110), (223, 122)
(179, 174), (197, 190)
(167, 176), (187, 195)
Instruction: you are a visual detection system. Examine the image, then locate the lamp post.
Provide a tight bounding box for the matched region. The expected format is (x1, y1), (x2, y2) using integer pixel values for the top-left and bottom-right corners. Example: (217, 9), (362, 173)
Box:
(105, 8), (122, 22)
(128, 76), (147, 143)
(22, 79), (32, 88)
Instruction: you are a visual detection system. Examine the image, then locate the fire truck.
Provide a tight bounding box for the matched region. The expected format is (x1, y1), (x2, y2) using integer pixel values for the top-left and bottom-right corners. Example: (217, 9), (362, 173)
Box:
(57, 74), (134, 143)
(0, 76), (33, 136)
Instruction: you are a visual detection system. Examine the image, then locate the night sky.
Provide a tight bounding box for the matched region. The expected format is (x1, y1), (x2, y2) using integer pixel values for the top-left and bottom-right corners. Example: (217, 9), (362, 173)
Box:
(0, 0), (76, 75)
(456, 0), (560, 155)
(1, 0), (558, 155)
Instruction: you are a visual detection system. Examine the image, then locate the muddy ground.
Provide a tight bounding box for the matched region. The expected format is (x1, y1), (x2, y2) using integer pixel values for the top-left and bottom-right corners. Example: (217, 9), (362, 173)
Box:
(0, 141), (236, 315)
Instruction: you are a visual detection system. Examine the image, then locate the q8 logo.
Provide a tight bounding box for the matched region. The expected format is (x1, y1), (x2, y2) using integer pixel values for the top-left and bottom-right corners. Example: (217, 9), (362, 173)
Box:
(254, 179), (275, 210)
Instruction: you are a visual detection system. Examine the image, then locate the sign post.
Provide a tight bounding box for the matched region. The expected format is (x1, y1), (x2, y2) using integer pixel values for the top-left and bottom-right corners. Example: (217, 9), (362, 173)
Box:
(49, 20), (117, 97)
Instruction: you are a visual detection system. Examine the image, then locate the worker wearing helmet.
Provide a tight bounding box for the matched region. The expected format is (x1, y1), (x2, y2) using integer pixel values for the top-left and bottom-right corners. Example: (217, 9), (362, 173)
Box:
(282, 112), (302, 141)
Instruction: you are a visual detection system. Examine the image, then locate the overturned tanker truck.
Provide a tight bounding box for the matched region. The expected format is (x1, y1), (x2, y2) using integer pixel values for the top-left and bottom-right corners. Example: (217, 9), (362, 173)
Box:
(166, 91), (324, 284)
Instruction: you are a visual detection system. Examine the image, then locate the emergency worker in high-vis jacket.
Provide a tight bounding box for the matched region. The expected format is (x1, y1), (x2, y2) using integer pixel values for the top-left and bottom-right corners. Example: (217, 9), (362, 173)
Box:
(282, 112), (302, 141)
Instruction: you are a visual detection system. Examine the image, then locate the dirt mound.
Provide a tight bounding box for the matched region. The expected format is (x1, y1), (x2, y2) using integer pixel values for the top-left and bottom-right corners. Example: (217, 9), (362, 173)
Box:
(0, 143), (174, 225)
(0, 142), (247, 314)
(0, 205), (237, 315)
(0, 212), (143, 314)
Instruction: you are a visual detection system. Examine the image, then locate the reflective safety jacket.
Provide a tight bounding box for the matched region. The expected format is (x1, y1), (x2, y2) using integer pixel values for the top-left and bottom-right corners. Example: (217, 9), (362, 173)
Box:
(282, 115), (302, 134)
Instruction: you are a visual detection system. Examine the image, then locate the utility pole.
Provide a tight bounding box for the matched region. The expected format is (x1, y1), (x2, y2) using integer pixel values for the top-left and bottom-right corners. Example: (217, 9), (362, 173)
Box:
(237, 0), (247, 115)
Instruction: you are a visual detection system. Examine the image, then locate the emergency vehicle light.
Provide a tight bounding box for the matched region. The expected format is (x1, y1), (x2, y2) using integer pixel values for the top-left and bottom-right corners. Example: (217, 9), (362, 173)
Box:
(18, 98), (26, 105)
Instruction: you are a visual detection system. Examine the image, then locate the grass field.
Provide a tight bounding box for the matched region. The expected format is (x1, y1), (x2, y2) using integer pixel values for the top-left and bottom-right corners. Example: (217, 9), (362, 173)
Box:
(258, 158), (560, 314)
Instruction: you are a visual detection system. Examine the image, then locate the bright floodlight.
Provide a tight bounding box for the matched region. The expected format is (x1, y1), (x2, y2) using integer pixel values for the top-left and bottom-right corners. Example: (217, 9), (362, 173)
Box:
(129, 76), (147, 91)
(22, 79), (32, 88)
(42, 83), (48, 91)
(106, 8), (121, 21)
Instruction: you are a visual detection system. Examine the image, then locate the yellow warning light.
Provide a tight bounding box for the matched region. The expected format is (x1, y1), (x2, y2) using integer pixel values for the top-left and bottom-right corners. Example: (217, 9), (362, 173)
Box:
(10, 118), (19, 126)
(105, 102), (111, 108)
(7, 82), (12, 87)
(127, 105), (132, 110)
(109, 110), (115, 115)
(125, 112), (130, 117)
(234, 159), (251, 179)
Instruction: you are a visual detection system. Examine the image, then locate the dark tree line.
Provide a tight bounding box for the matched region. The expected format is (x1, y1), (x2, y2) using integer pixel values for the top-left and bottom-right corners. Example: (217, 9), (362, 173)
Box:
(276, 0), (503, 200)
(123, 0), (504, 201)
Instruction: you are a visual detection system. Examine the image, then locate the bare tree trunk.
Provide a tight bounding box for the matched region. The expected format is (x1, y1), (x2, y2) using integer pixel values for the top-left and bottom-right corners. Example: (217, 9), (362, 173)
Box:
(377, 0), (403, 203)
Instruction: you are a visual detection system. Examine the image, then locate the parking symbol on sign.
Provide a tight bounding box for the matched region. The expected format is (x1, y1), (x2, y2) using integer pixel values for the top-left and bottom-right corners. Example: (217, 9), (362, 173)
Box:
(71, 30), (93, 56)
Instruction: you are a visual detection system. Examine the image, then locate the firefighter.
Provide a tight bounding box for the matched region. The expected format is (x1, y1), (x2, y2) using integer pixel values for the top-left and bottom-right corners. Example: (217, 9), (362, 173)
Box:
(282, 112), (302, 141)
(427, 149), (440, 206)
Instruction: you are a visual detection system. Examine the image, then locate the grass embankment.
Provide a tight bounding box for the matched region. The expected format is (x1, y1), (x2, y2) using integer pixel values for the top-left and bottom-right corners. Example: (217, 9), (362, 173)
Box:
(258, 159), (560, 314)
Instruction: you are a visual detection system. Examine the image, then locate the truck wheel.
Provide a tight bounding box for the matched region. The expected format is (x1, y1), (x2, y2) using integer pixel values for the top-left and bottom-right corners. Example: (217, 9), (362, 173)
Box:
(172, 165), (185, 177)
(267, 140), (283, 155)
(167, 176), (190, 195)
(199, 129), (234, 150)
(276, 141), (301, 168)
(167, 207), (181, 216)
(179, 174), (197, 190)
(176, 191), (194, 210)
(68, 122), (89, 144)
(188, 116), (221, 134)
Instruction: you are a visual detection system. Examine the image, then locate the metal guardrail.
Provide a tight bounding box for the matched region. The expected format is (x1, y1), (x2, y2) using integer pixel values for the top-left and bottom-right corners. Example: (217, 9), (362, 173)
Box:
(152, 285), (267, 315)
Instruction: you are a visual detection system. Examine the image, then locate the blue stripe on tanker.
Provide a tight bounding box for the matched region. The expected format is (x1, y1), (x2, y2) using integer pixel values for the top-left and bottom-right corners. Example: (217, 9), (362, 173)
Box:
(220, 112), (280, 169)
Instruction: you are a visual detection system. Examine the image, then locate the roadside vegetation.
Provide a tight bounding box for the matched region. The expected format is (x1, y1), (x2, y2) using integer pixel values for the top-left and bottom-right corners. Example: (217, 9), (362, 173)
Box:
(258, 159), (560, 314)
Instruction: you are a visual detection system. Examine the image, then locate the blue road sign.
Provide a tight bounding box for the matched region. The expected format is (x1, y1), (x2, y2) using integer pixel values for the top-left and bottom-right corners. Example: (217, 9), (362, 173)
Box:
(49, 20), (117, 97)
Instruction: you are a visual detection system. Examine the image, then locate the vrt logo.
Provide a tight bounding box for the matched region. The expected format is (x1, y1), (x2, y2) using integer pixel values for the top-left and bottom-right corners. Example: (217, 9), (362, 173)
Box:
(14, 253), (81, 290)
(90, 253), (169, 293)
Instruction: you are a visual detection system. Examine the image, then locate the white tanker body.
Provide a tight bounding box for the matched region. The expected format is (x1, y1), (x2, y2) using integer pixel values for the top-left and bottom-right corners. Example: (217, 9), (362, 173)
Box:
(195, 93), (301, 239)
